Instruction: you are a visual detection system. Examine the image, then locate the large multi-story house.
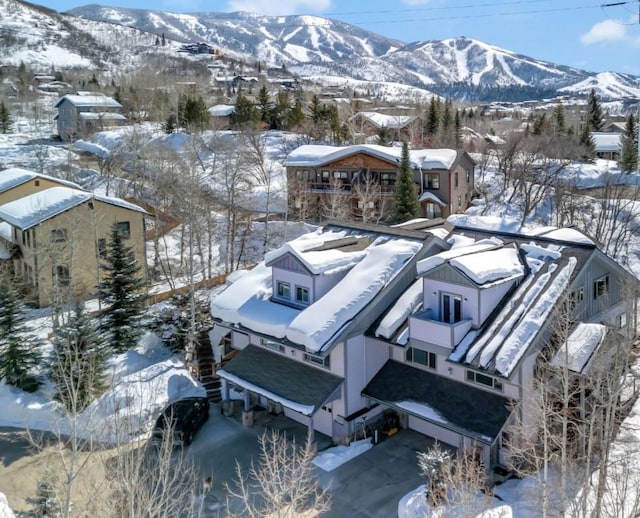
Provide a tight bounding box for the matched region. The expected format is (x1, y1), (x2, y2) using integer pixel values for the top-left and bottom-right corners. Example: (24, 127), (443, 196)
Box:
(349, 111), (421, 144)
(283, 144), (475, 222)
(55, 92), (125, 142)
(210, 219), (636, 472)
(0, 183), (146, 306)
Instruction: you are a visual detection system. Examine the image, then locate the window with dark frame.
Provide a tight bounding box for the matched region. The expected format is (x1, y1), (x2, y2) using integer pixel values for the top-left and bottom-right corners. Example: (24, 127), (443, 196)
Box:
(454, 172), (459, 187)
(116, 221), (131, 239)
(277, 281), (291, 299)
(50, 228), (68, 243)
(406, 347), (436, 369)
(594, 275), (609, 299)
(296, 286), (310, 304)
(98, 238), (107, 259)
(53, 265), (70, 287)
(424, 174), (439, 189)
(466, 369), (503, 392)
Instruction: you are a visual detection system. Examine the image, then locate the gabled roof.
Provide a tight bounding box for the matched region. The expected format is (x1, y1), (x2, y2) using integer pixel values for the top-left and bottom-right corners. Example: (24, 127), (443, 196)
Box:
(0, 167), (83, 195)
(265, 234), (369, 275)
(590, 132), (621, 153)
(0, 187), (146, 230)
(284, 144), (459, 171)
(54, 94), (122, 109)
(351, 111), (417, 129)
(78, 112), (126, 121)
(208, 104), (235, 117)
(211, 225), (426, 354)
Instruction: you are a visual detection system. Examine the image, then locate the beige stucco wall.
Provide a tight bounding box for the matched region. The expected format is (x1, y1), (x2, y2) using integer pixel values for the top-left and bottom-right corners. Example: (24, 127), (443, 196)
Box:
(14, 199), (145, 307)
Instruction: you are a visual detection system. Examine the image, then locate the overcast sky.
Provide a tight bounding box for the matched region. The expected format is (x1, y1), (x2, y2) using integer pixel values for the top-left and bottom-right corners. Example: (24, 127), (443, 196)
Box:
(37, 0), (640, 75)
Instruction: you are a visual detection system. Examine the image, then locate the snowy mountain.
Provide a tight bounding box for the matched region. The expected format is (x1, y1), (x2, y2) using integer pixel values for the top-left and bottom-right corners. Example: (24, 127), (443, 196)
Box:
(66, 5), (402, 65)
(0, 0), (188, 72)
(2, 0), (639, 101)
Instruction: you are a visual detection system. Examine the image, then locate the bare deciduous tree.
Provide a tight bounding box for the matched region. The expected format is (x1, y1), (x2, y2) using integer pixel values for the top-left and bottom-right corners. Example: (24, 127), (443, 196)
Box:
(226, 430), (331, 518)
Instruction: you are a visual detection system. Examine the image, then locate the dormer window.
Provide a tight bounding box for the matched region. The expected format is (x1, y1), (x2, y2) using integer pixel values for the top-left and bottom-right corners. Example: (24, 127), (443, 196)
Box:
(296, 286), (310, 304)
(277, 281), (291, 299)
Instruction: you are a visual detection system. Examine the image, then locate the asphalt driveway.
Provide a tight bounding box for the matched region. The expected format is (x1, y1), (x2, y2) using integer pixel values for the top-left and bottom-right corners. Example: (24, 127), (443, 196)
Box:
(189, 403), (429, 517)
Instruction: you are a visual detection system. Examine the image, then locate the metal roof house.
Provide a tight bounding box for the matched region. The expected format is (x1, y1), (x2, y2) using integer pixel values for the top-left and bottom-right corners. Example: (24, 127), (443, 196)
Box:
(210, 218), (637, 473)
(54, 93), (125, 142)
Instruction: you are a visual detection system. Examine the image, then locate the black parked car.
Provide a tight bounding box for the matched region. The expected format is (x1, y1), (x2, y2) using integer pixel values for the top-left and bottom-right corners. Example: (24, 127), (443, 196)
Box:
(150, 397), (210, 447)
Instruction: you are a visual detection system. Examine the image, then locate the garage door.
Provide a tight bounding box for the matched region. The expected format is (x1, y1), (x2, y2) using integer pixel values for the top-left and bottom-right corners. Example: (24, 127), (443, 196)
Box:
(408, 415), (461, 449)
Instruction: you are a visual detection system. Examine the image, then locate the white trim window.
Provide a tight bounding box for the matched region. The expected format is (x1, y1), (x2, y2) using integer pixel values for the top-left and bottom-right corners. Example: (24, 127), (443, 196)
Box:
(276, 281), (291, 299)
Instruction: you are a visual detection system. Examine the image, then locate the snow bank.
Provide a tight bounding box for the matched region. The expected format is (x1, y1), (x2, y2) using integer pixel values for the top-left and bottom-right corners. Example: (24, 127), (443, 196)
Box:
(0, 337), (204, 444)
(416, 238), (502, 275)
(312, 438), (373, 472)
(0, 492), (14, 518)
(449, 247), (524, 285)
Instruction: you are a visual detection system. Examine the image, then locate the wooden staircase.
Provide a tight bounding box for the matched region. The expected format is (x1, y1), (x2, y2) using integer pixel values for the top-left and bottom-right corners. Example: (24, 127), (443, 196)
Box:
(188, 330), (237, 403)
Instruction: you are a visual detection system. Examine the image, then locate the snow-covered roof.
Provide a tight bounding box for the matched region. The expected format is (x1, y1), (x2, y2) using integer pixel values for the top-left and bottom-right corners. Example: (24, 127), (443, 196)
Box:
(0, 167), (83, 194)
(449, 247), (525, 285)
(418, 191), (447, 206)
(590, 132), (621, 153)
(0, 187), (146, 230)
(208, 104), (235, 117)
(211, 228), (423, 353)
(284, 144), (459, 171)
(550, 323), (607, 373)
(55, 94), (122, 109)
(265, 231), (368, 275)
(352, 111), (417, 129)
(78, 112), (127, 121)
(375, 279), (422, 340)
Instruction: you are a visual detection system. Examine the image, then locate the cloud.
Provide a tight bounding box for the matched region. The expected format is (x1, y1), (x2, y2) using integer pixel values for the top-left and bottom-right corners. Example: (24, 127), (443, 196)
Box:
(580, 19), (627, 45)
(226, 0), (331, 15)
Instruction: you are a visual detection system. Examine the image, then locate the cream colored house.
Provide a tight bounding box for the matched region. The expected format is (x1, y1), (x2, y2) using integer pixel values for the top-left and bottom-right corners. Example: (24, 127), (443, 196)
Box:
(0, 186), (146, 307)
(0, 168), (84, 206)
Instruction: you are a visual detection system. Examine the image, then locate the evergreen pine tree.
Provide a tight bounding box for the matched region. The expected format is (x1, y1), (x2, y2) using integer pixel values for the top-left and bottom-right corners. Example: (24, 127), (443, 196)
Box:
(553, 103), (566, 134)
(155, 35), (160, 46)
(425, 96), (440, 136)
(441, 99), (452, 142)
(0, 100), (12, 134)
(580, 123), (596, 161)
(163, 113), (177, 134)
(284, 99), (305, 130)
(391, 142), (419, 223)
(32, 479), (63, 518)
(257, 84), (270, 124)
(161, 33), (166, 46)
(619, 113), (638, 173)
(231, 93), (258, 128)
(0, 285), (42, 392)
(586, 88), (604, 132)
(454, 109), (462, 149)
(310, 94), (323, 124)
(97, 224), (147, 354)
(50, 304), (107, 413)
(376, 125), (393, 146)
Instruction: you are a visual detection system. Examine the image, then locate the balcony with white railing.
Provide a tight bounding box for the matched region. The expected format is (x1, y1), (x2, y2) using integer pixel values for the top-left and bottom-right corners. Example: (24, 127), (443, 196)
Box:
(409, 308), (473, 349)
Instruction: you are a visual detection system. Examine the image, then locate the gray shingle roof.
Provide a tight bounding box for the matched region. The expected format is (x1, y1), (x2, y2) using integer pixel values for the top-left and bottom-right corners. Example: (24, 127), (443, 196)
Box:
(220, 345), (343, 411)
(362, 360), (512, 443)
